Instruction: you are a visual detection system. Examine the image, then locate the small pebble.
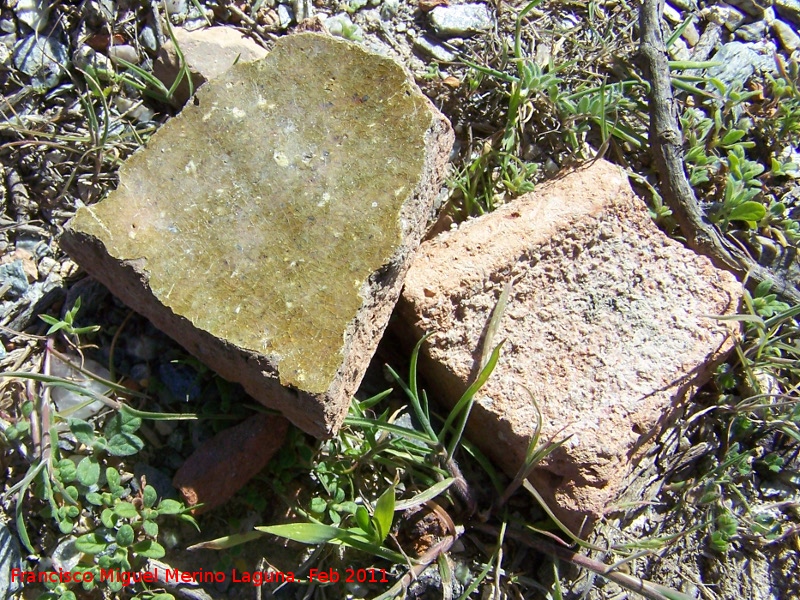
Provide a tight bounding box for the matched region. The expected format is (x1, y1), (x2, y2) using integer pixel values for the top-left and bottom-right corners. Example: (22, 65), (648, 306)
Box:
(107, 44), (139, 64)
(0, 19), (15, 34)
(72, 45), (113, 77)
(429, 4), (493, 37)
(50, 538), (80, 573)
(0, 44), (10, 70)
(773, 19), (800, 52)
(164, 0), (188, 17)
(775, 0), (800, 27)
(413, 34), (456, 61)
(13, 34), (69, 90)
(49, 354), (111, 420)
(293, 0), (313, 22)
(703, 4), (746, 31)
(139, 23), (160, 53)
(381, 0), (400, 19)
(726, 0), (768, 19)
(0, 261), (29, 300)
(663, 2), (683, 24)
(681, 21), (700, 46)
(82, 0), (116, 26)
(736, 19), (769, 42)
(14, 0), (50, 32)
(38, 256), (58, 279)
(669, 37), (691, 62)
(278, 4), (294, 28)
(670, 0), (697, 10)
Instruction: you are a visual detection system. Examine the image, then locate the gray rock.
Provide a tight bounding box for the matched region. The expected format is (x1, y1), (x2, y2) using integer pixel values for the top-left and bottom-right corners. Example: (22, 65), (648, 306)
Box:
(703, 4), (746, 31)
(429, 4), (493, 37)
(736, 19), (769, 42)
(13, 35), (69, 90)
(775, 0), (800, 26)
(707, 41), (776, 90)
(0, 260), (29, 300)
(164, 0), (188, 17)
(51, 537), (81, 572)
(14, 0), (50, 32)
(139, 24), (160, 53)
(682, 20), (700, 47)
(0, 523), (22, 599)
(726, 0), (768, 18)
(108, 44), (139, 64)
(381, 0), (400, 20)
(414, 34), (456, 62)
(773, 19), (800, 52)
(663, 2), (683, 24)
(277, 3), (294, 28)
(0, 44), (10, 71)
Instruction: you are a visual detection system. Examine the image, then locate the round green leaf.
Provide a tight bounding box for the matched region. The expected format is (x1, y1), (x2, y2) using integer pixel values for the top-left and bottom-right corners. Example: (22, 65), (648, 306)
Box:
(105, 433), (144, 457)
(101, 508), (117, 528)
(75, 532), (108, 554)
(4, 424), (19, 442)
(69, 419), (95, 446)
(76, 456), (101, 487)
(310, 497), (327, 514)
(132, 539), (166, 559)
(116, 524), (135, 547)
(142, 520), (159, 538)
(64, 486), (79, 502)
(728, 201), (766, 224)
(143, 485), (157, 509)
(106, 467), (121, 490)
(113, 501), (138, 519)
(156, 499), (184, 515)
(58, 520), (74, 535)
(56, 459), (77, 483)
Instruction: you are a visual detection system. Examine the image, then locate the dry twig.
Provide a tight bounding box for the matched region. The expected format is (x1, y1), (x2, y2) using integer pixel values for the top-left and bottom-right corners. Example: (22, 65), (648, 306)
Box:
(638, 0), (800, 304)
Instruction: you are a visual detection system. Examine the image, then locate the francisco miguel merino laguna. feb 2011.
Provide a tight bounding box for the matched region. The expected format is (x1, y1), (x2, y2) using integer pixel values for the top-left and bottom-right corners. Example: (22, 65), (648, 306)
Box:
(11, 567), (297, 587)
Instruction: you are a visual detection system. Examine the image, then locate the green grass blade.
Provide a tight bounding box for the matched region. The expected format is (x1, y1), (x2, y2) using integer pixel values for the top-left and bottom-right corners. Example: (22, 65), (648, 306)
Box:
(186, 530), (266, 551)
(395, 477), (455, 511)
(343, 416), (439, 446)
(440, 341), (504, 457)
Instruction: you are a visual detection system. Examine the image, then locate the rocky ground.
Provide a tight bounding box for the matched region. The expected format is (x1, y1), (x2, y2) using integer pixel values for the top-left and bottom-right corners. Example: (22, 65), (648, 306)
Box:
(1, 0), (800, 599)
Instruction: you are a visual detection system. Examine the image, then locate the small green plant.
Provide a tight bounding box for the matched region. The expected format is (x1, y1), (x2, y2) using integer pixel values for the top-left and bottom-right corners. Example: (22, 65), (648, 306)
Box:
(3, 303), (198, 599)
(449, 0), (648, 217)
(665, 282), (800, 554)
(39, 297), (101, 338)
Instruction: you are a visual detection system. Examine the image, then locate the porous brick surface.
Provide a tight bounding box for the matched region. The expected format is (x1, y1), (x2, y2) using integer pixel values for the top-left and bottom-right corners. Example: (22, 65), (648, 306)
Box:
(398, 159), (742, 534)
(173, 414), (288, 514)
(61, 33), (453, 437)
(153, 26), (268, 106)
